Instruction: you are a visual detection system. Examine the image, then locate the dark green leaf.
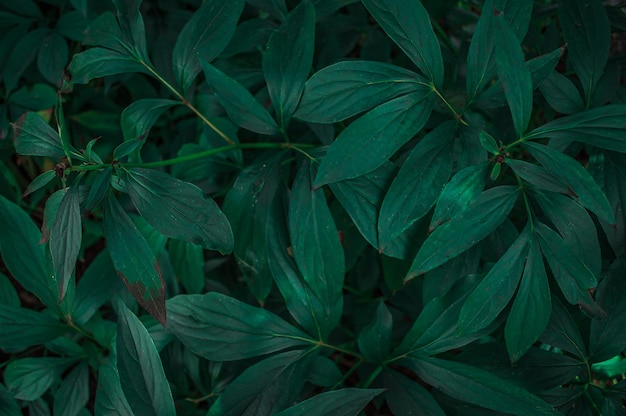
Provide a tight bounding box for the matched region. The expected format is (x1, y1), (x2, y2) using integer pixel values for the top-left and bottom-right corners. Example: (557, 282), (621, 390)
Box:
(69, 48), (149, 85)
(83, 12), (131, 54)
(94, 366), (134, 416)
(525, 141), (614, 224)
(85, 168), (113, 211)
(0, 273), (19, 307)
(407, 186), (520, 280)
(540, 297), (586, 359)
(111, 0), (149, 60)
(357, 301), (393, 362)
(558, 0), (610, 104)
(169, 240), (204, 295)
(315, 88), (433, 186)
(247, 0), (287, 19)
(524, 104), (626, 153)
(200, 60), (280, 135)
(494, 14), (532, 137)
(0, 304), (68, 351)
(56, 11), (88, 42)
(50, 185), (82, 300)
(166, 292), (312, 361)
(208, 350), (314, 416)
(3, 28), (47, 92)
(120, 99), (179, 141)
(408, 356), (558, 415)
(539, 70), (584, 115)
(53, 362), (89, 416)
(37, 32), (68, 87)
(362, 0), (443, 88)
(378, 122), (455, 249)
(12, 112), (65, 159)
(113, 139), (143, 161)
(274, 388), (384, 416)
(173, 0), (245, 92)
(505, 237), (551, 362)
(479, 131), (499, 154)
(124, 167), (233, 253)
(10, 84), (58, 111)
(383, 369), (445, 416)
(116, 300), (175, 416)
(290, 160), (344, 336)
(4, 357), (75, 401)
(263, 0), (315, 128)
(465, 0), (496, 102)
(0, 382), (20, 416)
(309, 356), (343, 387)
(458, 224), (531, 334)
(295, 60), (424, 123)
(103, 195), (166, 326)
(23, 170), (56, 198)
(507, 159), (569, 194)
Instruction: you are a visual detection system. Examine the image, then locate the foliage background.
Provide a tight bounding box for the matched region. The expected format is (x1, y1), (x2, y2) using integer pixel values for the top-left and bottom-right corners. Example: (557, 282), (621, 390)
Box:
(1, 0), (626, 415)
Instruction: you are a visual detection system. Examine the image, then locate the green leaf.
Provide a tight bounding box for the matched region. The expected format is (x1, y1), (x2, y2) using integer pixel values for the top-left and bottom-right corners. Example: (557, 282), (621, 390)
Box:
(357, 301), (393, 362)
(120, 99), (179, 141)
(558, 0), (610, 104)
(507, 159), (569, 194)
(113, 139), (143, 162)
(479, 131), (499, 154)
(0, 273), (19, 307)
(166, 292), (312, 361)
(4, 357), (75, 401)
(383, 369), (445, 416)
(69, 48), (149, 85)
(208, 350), (314, 416)
(3, 28), (48, 92)
(0, 382), (20, 416)
(378, 122), (455, 249)
(37, 32), (68, 87)
(10, 84), (58, 111)
(173, 0), (245, 92)
(0, 304), (68, 351)
(289, 160), (345, 336)
(494, 14), (532, 137)
(168, 239), (204, 295)
(538, 70), (584, 115)
(465, 0), (496, 102)
(294, 60), (424, 123)
(223, 157), (283, 302)
(524, 104), (626, 153)
(408, 356), (558, 415)
(540, 297), (586, 359)
(314, 88), (433, 186)
(0, 195), (56, 309)
(274, 388), (384, 416)
(124, 167), (233, 253)
(94, 366), (135, 416)
(505, 237), (551, 363)
(362, 0), (443, 88)
(407, 186), (520, 281)
(116, 300), (175, 416)
(23, 170), (56, 198)
(12, 112), (65, 159)
(103, 195), (166, 326)
(85, 168), (113, 211)
(458, 224), (531, 334)
(49, 185), (82, 300)
(53, 362), (89, 416)
(429, 163), (489, 232)
(524, 141), (614, 224)
(262, 0), (315, 128)
(200, 60), (280, 135)
(111, 0), (149, 61)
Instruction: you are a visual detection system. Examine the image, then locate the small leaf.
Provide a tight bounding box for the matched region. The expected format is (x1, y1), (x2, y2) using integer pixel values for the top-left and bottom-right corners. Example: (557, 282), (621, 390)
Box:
(166, 292), (312, 361)
(53, 362), (89, 416)
(525, 141), (615, 224)
(12, 112), (65, 159)
(94, 366), (134, 416)
(362, 0), (443, 88)
(103, 195), (166, 326)
(124, 168), (233, 253)
(294, 60), (424, 123)
(4, 357), (76, 401)
(407, 186), (520, 280)
(262, 0), (315, 128)
(274, 388), (384, 416)
(357, 302), (393, 362)
(505, 237), (551, 363)
(479, 130), (499, 154)
(22, 170), (56, 198)
(69, 48), (149, 85)
(113, 139), (143, 161)
(538, 70), (584, 115)
(383, 369), (446, 416)
(121, 99), (180, 141)
(116, 300), (175, 416)
(0, 304), (68, 351)
(314, 88), (434, 186)
(200, 60), (280, 135)
(173, 0), (245, 92)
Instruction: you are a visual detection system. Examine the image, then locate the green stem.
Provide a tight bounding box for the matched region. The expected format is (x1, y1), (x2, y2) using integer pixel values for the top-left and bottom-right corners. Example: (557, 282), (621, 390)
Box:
(361, 365), (383, 389)
(331, 359), (364, 390)
(423, 82), (468, 125)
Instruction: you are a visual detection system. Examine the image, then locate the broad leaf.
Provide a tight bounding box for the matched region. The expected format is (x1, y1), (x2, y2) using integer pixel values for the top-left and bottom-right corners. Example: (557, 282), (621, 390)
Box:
(378, 122), (455, 249)
(94, 366), (134, 416)
(53, 362), (89, 416)
(295, 60), (424, 123)
(275, 388), (384, 416)
(505, 237), (551, 363)
(116, 300), (175, 416)
(12, 112), (65, 159)
(124, 167), (233, 253)
(200, 60), (280, 135)
(408, 356), (558, 415)
(0, 304), (68, 351)
(539, 70), (584, 115)
(262, 0), (315, 128)
(168, 240), (204, 295)
(0, 382), (20, 416)
(507, 159), (569, 194)
(362, 0), (443, 88)
(290, 160), (344, 336)
(103, 195), (166, 326)
(540, 297), (587, 359)
(314, 88), (434, 186)
(4, 357), (76, 401)
(166, 292), (312, 361)
(120, 99), (180, 141)
(207, 350), (314, 416)
(69, 48), (149, 84)
(37, 32), (68, 87)
(173, 0), (245, 92)
(383, 369), (445, 416)
(111, 0), (149, 61)
(407, 186), (520, 280)
(357, 301), (393, 362)
(465, 0), (496, 102)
